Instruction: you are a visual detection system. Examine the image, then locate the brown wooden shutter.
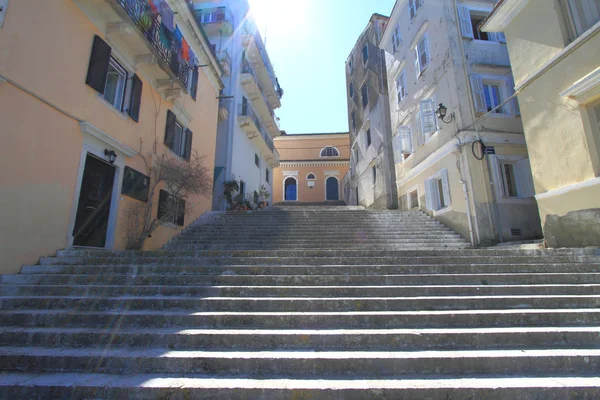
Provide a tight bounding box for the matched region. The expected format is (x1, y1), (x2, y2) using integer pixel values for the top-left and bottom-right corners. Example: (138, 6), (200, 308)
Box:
(128, 74), (143, 122)
(183, 128), (193, 161)
(86, 35), (112, 93)
(176, 198), (185, 226)
(157, 190), (170, 220)
(191, 68), (199, 101)
(164, 110), (176, 150)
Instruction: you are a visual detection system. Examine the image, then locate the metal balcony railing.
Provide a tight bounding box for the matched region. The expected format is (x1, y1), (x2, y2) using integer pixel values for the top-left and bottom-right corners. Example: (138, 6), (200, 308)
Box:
(196, 7), (233, 25)
(241, 60), (277, 119)
(114, 0), (193, 88)
(242, 20), (283, 99)
(238, 103), (276, 154)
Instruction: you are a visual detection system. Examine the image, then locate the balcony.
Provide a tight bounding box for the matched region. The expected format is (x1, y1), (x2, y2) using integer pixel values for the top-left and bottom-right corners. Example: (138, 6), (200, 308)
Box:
(195, 7), (233, 36)
(217, 49), (232, 76)
(241, 21), (283, 110)
(237, 103), (280, 167)
(74, 0), (196, 94)
(240, 60), (281, 137)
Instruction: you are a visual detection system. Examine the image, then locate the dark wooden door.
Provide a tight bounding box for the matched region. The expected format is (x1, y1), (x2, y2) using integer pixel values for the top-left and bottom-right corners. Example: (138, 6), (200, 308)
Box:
(73, 155), (115, 247)
(326, 177), (339, 201)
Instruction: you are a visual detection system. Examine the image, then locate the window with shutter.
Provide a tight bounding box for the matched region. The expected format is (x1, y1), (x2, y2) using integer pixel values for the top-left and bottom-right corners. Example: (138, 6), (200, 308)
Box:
(396, 70), (407, 103)
(361, 83), (369, 109)
(103, 58), (128, 110)
(425, 179), (438, 210)
(190, 67), (199, 101)
(419, 99), (437, 137)
(425, 168), (450, 211)
(129, 74), (143, 122)
(409, 0), (423, 20)
(164, 111), (190, 159)
(392, 24), (402, 53)
(366, 129), (372, 147)
(499, 162), (519, 197)
(362, 44), (369, 65)
(457, 5), (474, 39)
(469, 75), (487, 114)
(183, 128), (193, 161)
(441, 169), (451, 207)
(399, 125), (412, 154)
(414, 34), (430, 76)
(164, 110), (177, 150)
(515, 158), (535, 198)
(86, 35), (112, 94)
(564, 0), (600, 39)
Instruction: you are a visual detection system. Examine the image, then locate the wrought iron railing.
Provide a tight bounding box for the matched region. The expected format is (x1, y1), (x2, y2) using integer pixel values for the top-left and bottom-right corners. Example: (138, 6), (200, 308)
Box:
(241, 60), (277, 119)
(242, 20), (283, 99)
(114, 0), (192, 88)
(238, 103), (276, 154)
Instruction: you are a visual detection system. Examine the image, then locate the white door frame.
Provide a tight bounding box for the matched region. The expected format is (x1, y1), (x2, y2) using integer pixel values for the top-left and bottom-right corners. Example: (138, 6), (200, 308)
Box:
(66, 122), (136, 249)
(283, 176), (299, 201)
(324, 176), (340, 201)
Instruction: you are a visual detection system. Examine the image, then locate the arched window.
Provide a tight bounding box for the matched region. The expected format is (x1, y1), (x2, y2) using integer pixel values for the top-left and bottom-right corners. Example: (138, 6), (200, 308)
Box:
(306, 173), (316, 180)
(320, 147), (340, 157)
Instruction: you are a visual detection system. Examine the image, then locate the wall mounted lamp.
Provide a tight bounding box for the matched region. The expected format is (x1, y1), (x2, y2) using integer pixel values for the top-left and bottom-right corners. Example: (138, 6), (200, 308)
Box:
(104, 149), (118, 164)
(435, 103), (455, 124)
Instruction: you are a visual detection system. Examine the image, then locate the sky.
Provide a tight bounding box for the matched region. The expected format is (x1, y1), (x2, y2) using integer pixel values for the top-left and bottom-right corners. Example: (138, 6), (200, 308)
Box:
(248, 0), (397, 134)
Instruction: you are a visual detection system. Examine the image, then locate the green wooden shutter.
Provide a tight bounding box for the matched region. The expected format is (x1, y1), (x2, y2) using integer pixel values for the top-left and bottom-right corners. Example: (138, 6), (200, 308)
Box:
(183, 128), (193, 161)
(164, 110), (176, 150)
(128, 74), (143, 122)
(85, 35), (111, 93)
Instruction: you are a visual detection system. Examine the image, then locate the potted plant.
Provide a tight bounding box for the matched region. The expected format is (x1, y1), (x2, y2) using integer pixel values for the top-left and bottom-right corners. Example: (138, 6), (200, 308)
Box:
(258, 185), (271, 209)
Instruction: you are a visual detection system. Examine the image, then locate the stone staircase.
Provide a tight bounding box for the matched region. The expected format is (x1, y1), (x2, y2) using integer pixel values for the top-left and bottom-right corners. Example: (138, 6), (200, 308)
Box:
(1, 205), (600, 398)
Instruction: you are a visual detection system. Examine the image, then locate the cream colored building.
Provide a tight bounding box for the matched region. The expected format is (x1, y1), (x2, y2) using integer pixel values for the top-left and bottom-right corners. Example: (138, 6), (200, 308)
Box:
(380, 0), (542, 245)
(482, 0), (600, 247)
(273, 133), (350, 204)
(0, 0), (223, 273)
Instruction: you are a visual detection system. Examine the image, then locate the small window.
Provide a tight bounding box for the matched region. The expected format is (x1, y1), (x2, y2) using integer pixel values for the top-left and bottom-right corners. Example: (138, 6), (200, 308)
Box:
(103, 57), (127, 110)
(409, 189), (419, 209)
(349, 82), (354, 98)
(495, 158), (535, 198)
(353, 147), (359, 163)
(483, 82), (504, 113)
(255, 153), (260, 167)
(392, 24), (402, 53)
(164, 110), (193, 160)
(563, 0), (600, 39)
(396, 70), (407, 103)
(471, 13), (490, 41)
(499, 163), (519, 197)
(266, 168), (270, 183)
(372, 166), (377, 184)
(409, 0), (423, 20)
(320, 147), (340, 157)
(351, 111), (356, 132)
(348, 56), (353, 72)
(361, 83), (369, 109)
(157, 190), (185, 226)
(414, 33), (430, 77)
(362, 44), (369, 65)
(307, 173), (316, 180)
(366, 129), (372, 147)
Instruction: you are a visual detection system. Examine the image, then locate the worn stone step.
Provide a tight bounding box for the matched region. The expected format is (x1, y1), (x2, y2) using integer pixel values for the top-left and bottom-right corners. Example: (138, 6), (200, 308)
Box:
(6, 272), (600, 286)
(165, 243), (470, 250)
(171, 235), (464, 243)
(3, 308), (598, 329)
(3, 294), (600, 312)
(2, 373), (599, 399)
(2, 326), (599, 351)
(2, 347), (600, 377)
(2, 284), (599, 298)
(22, 263), (600, 276)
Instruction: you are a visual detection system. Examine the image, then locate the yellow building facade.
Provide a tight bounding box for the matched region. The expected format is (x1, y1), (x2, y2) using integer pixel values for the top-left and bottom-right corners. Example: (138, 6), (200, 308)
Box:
(0, 0), (223, 273)
(483, 0), (600, 247)
(273, 133), (350, 204)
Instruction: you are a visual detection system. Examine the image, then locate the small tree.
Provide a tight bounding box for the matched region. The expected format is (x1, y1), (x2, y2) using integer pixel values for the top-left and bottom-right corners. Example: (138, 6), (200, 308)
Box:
(124, 151), (211, 250)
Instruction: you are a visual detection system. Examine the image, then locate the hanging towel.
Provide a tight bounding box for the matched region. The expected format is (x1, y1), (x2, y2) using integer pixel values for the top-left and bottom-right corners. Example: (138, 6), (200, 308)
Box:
(181, 37), (190, 62)
(148, 0), (159, 15)
(159, 23), (172, 48)
(158, 0), (175, 32)
(174, 27), (183, 49)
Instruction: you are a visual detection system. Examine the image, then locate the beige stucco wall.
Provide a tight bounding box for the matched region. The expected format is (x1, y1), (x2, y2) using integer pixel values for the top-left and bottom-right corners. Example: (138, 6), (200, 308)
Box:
(273, 134), (350, 203)
(496, 0), (600, 246)
(0, 0), (219, 273)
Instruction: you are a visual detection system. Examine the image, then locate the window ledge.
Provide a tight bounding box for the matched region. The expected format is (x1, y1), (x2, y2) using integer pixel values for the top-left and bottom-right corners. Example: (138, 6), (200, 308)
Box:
(433, 206), (452, 216)
(95, 93), (129, 121)
(160, 222), (181, 230)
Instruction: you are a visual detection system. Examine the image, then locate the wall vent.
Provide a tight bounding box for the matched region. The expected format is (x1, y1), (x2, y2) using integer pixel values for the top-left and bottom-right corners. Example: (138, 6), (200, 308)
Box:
(510, 227), (522, 237)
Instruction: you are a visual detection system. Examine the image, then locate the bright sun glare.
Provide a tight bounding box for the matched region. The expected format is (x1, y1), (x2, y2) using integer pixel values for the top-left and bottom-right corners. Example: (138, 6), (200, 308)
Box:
(248, 0), (308, 36)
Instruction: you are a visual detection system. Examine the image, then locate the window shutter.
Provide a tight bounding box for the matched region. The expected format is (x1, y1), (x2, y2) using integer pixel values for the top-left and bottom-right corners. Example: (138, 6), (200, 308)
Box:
(414, 46), (421, 78)
(176, 198), (186, 226)
(86, 35), (112, 93)
(515, 158), (535, 198)
(425, 179), (436, 210)
(164, 110), (176, 150)
(415, 112), (424, 146)
(420, 99), (437, 135)
(190, 67), (199, 101)
(457, 5), (474, 39)
(489, 155), (504, 198)
(399, 125), (412, 154)
(128, 74), (143, 122)
(496, 32), (507, 43)
(441, 169), (451, 207)
(469, 75), (487, 113)
(422, 35), (430, 68)
(157, 190), (170, 220)
(392, 135), (403, 164)
(183, 128), (193, 161)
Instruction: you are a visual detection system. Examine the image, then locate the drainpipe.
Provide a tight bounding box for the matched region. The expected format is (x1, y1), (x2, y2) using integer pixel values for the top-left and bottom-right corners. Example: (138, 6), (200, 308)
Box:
(456, 141), (475, 246)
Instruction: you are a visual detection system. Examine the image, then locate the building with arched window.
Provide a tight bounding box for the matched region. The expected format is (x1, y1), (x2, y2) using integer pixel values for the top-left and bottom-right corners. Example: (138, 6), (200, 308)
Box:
(273, 132), (350, 203)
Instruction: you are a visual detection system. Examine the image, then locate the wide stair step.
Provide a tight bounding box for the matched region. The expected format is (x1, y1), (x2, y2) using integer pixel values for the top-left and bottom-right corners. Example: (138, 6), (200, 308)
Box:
(1, 206), (599, 398)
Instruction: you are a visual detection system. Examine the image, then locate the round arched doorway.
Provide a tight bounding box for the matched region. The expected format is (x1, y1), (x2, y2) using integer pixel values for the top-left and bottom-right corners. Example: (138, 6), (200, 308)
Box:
(284, 177), (298, 201)
(326, 176), (339, 201)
